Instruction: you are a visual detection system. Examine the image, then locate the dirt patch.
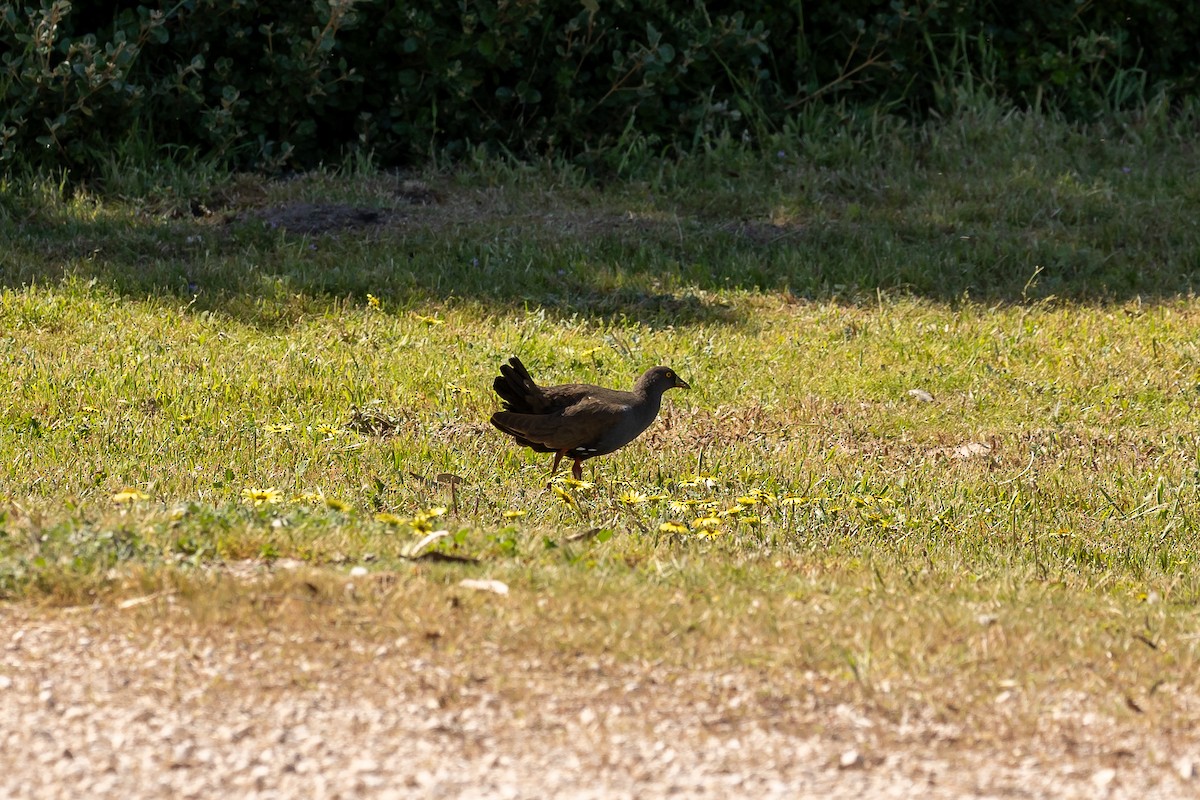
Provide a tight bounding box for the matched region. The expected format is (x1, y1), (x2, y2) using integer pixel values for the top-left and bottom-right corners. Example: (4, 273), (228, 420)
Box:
(237, 202), (392, 237)
(223, 180), (443, 236)
(345, 404), (409, 436)
(394, 178), (444, 206)
(204, 174), (802, 251)
(718, 219), (806, 245)
(1, 602), (1195, 799)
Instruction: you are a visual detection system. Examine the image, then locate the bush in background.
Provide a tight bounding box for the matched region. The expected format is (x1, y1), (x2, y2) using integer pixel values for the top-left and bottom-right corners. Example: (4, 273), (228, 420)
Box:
(1, 0), (1196, 176)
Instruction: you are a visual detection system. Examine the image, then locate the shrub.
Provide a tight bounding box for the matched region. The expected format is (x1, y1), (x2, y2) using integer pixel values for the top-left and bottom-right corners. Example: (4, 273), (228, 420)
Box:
(1, 0), (1196, 176)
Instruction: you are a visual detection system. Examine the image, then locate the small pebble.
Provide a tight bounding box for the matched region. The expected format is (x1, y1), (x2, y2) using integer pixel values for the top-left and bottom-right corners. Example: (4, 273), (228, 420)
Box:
(1092, 768), (1117, 788)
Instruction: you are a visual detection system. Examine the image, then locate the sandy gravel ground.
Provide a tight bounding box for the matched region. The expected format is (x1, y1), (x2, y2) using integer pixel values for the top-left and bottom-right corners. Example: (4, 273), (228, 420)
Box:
(1, 604), (1197, 799)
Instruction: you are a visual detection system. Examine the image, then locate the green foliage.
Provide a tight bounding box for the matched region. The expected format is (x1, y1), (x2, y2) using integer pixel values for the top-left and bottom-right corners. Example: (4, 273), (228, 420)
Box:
(0, 1), (167, 165)
(148, 0), (366, 168)
(0, 1), (1197, 174)
(348, 0), (774, 164)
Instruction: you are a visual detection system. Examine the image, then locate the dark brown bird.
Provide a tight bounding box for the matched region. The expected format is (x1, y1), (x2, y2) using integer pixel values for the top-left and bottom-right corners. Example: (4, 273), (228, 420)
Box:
(490, 356), (690, 480)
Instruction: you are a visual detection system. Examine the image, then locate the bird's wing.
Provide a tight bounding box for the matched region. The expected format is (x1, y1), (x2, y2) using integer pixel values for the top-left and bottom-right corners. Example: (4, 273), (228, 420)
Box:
(491, 395), (630, 452)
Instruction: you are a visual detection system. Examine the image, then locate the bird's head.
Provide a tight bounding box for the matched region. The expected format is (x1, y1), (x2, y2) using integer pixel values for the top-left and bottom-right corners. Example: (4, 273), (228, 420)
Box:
(641, 366), (691, 393)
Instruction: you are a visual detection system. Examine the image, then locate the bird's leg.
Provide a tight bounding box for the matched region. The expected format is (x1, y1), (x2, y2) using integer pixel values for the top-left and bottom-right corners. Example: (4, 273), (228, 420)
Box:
(550, 451), (565, 475)
(571, 459), (583, 480)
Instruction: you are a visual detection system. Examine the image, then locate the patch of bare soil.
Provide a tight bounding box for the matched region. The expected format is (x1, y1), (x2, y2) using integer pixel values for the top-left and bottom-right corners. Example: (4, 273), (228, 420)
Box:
(648, 401), (1185, 479)
(203, 174), (806, 252)
(1, 603), (1195, 799)
(718, 219), (806, 245)
(239, 202), (392, 237)
(222, 179), (442, 237)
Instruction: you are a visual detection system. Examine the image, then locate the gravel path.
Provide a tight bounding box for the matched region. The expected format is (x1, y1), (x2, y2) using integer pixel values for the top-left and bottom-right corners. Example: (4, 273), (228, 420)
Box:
(1, 604), (1196, 799)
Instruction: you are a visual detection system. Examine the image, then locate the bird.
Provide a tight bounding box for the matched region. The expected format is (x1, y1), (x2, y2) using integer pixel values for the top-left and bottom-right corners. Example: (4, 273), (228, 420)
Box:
(489, 356), (690, 480)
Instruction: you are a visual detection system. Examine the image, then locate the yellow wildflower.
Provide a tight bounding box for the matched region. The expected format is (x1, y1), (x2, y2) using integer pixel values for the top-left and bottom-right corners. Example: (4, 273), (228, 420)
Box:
(242, 487), (281, 506)
(111, 488), (150, 504)
(551, 484), (581, 513)
(659, 520), (688, 534)
(676, 474), (717, 489)
(410, 506), (447, 531)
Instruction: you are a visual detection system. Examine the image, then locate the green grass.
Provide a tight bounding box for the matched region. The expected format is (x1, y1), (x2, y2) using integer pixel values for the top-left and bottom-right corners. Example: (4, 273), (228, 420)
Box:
(2, 103), (1200, 721)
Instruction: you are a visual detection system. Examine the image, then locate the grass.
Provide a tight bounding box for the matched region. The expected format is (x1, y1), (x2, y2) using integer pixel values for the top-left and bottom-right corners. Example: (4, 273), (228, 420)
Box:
(2, 101), (1200, 729)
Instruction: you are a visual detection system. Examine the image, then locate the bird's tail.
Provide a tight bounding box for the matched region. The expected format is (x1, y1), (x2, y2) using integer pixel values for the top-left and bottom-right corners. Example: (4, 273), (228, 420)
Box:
(493, 356), (541, 412)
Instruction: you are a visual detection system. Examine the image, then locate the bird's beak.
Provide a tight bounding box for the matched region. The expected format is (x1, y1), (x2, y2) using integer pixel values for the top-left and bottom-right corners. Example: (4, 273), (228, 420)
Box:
(675, 377), (691, 390)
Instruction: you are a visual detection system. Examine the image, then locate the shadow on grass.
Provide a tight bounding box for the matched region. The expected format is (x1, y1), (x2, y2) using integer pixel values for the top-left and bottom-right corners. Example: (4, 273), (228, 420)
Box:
(2, 174), (1198, 329)
(2, 197), (754, 329)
